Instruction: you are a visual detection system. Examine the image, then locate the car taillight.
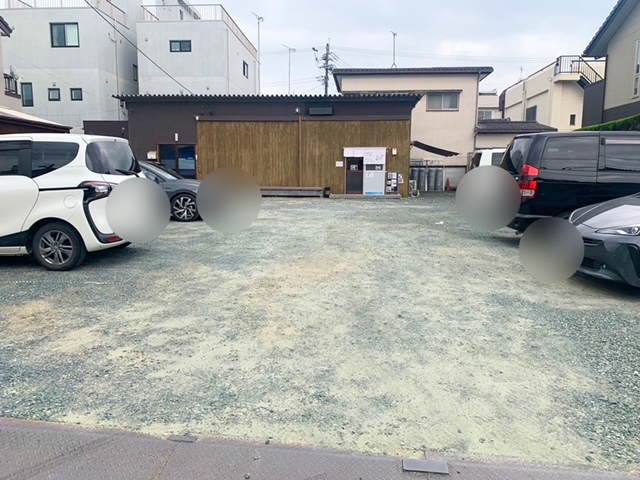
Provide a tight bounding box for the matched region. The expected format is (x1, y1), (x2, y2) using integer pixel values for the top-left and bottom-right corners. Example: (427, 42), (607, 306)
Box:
(519, 164), (539, 199)
(78, 181), (113, 201)
(106, 235), (122, 243)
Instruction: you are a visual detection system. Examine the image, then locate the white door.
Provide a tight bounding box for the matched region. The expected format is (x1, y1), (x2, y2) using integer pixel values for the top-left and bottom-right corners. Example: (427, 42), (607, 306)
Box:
(0, 176), (39, 252)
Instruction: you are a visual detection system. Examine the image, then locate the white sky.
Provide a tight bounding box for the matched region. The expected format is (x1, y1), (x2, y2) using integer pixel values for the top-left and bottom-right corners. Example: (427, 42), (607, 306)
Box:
(222, 0), (618, 95)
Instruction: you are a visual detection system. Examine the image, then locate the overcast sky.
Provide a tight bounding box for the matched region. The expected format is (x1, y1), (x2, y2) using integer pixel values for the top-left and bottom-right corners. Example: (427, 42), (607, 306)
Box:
(222, 0), (617, 95)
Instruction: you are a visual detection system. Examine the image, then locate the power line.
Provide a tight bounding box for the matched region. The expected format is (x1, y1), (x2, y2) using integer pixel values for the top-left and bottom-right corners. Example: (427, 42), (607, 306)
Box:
(332, 46), (554, 63)
(82, 0), (194, 94)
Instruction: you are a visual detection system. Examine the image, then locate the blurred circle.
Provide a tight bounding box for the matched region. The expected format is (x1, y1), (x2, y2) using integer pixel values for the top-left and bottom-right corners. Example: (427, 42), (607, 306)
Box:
(106, 177), (170, 243)
(455, 166), (521, 232)
(197, 167), (262, 233)
(519, 217), (584, 283)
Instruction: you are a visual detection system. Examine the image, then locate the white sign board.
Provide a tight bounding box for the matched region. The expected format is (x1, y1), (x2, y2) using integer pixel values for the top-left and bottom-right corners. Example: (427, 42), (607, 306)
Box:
(336, 161), (344, 167)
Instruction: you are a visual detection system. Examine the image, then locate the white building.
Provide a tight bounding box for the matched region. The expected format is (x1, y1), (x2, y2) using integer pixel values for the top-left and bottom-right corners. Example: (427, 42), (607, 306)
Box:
(477, 90), (500, 121)
(501, 56), (606, 132)
(137, 3), (258, 95)
(0, 1), (257, 132)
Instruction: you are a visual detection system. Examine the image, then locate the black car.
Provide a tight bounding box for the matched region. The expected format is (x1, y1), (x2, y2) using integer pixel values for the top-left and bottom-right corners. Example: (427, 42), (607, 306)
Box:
(139, 161), (200, 221)
(500, 131), (640, 233)
(570, 194), (640, 287)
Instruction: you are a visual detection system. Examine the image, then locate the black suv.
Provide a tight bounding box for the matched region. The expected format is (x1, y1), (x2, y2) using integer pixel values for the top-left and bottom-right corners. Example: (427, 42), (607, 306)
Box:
(500, 131), (640, 232)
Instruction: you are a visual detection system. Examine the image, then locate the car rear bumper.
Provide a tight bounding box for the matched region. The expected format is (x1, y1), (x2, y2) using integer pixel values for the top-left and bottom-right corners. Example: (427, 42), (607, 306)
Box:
(507, 213), (547, 232)
(576, 227), (640, 287)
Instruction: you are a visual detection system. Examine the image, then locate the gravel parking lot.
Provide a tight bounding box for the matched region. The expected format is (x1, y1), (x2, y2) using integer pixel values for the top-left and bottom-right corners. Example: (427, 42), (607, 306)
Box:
(0, 194), (638, 474)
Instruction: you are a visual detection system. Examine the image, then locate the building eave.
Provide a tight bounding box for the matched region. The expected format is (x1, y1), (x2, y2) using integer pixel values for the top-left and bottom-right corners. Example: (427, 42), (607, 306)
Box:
(584, 0), (640, 57)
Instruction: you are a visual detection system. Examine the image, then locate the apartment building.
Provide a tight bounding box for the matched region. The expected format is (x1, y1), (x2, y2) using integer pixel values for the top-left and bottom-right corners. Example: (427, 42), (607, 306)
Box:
(137, 3), (258, 95)
(0, 0), (257, 132)
(501, 56), (605, 132)
(0, 15), (21, 110)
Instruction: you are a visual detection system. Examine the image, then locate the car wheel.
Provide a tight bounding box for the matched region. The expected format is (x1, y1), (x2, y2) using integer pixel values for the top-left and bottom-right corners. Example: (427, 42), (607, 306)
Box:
(171, 193), (198, 222)
(32, 222), (87, 271)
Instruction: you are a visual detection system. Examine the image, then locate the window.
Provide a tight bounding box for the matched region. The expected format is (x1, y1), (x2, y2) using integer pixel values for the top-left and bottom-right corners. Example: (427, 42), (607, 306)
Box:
(243, 61), (249, 79)
(48, 88), (60, 101)
(491, 152), (504, 166)
(86, 141), (141, 176)
(0, 144), (21, 176)
(21, 83), (33, 107)
(635, 40), (640, 97)
(70, 88), (83, 101)
(4, 75), (18, 96)
(31, 142), (79, 178)
(50, 23), (79, 48)
(478, 110), (492, 121)
(604, 141), (640, 172)
(569, 114), (577, 126)
(427, 92), (460, 111)
(543, 136), (599, 161)
(170, 40), (191, 52)
(503, 137), (534, 174)
(158, 144), (196, 179)
(526, 105), (537, 121)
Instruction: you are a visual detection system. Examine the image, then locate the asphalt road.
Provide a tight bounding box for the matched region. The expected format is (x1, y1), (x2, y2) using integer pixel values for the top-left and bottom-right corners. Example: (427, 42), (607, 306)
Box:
(0, 194), (638, 474)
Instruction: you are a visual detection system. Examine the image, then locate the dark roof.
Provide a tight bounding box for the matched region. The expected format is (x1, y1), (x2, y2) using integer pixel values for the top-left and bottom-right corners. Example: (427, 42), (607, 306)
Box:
(584, 0), (640, 57)
(0, 16), (12, 37)
(411, 141), (458, 157)
(115, 93), (423, 103)
(476, 119), (557, 134)
(332, 67), (494, 92)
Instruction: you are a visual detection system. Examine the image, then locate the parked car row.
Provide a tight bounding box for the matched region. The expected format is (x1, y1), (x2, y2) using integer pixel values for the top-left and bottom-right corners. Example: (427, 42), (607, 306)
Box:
(499, 131), (640, 287)
(0, 134), (201, 271)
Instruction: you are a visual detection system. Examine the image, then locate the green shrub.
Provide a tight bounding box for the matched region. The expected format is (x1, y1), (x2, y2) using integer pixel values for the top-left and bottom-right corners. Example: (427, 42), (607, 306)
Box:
(578, 114), (640, 131)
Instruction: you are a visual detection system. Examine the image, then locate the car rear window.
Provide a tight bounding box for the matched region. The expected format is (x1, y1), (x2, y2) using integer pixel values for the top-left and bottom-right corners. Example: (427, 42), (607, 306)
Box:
(501, 137), (533, 174)
(470, 152), (482, 169)
(85, 140), (141, 176)
(542, 136), (598, 161)
(31, 142), (79, 178)
(491, 152), (503, 166)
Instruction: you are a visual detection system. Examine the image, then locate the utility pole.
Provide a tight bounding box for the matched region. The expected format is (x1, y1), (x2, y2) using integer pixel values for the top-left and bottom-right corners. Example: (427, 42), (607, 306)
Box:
(323, 41), (330, 96)
(391, 31), (397, 68)
(252, 12), (264, 93)
(313, 40), (336, 96)
(283, 44), (296, 94)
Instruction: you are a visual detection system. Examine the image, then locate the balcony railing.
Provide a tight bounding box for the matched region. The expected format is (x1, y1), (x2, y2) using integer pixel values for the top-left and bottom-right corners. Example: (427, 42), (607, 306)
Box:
(554, 55), (604, 86)
(141, 4), (256, 57)
(2, 0), (126, 24)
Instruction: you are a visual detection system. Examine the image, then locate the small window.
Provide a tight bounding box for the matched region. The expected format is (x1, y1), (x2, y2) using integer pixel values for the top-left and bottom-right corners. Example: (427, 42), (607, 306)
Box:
(4, 75), (18, 95)
(491, 152), (504, 166)
(243, 61), (249, 79)
(605, 142), (640, 172)
(543, 136), (599, 161)
(478, 110), (492, 121)
(427, 92), (460, 111)
(569, 114), (577, 126)
(50, 23), (79, 48)
(31, 142), (79, 177)
(170, 40), (191, 52)
(0, 145), (21, 176)
(70, 88), (83, 101)
(526, 105), (537, 121)
(48, 88), (60, 101)
(133, 64), (138, 82)
(21, 83), (33, 107)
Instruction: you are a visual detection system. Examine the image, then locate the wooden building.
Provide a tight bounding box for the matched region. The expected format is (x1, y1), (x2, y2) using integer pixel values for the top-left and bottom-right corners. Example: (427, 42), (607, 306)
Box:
(114, 94), (421, 197)
(0, 106), (70, 134)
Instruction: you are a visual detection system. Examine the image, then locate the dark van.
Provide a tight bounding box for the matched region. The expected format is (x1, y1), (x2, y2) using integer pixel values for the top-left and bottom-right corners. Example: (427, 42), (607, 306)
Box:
(500, 131), (640, 232)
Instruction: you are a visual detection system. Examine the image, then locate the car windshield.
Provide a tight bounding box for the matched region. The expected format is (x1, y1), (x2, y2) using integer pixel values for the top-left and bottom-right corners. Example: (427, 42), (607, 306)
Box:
(501, 137), (533, 174)
(142, 162), (183, 180)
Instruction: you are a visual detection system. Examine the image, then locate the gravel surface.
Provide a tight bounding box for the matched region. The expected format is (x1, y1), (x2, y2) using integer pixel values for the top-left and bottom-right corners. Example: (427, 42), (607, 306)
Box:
(0, 194), (638, 474)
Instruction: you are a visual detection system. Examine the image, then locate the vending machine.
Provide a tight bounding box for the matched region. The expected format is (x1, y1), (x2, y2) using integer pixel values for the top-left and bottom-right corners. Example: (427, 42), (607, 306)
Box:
(362, 148), (387, 196)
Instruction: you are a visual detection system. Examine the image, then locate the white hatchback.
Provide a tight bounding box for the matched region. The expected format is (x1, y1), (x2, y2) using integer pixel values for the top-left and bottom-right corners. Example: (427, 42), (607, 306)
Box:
(0, 134), (144, 271)
(468, 148), (506, 170)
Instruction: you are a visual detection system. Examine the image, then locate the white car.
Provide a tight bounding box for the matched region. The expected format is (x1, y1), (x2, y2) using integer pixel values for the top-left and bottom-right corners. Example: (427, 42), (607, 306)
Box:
(0, 133), (144, 271)
(468, 148), (506, 170)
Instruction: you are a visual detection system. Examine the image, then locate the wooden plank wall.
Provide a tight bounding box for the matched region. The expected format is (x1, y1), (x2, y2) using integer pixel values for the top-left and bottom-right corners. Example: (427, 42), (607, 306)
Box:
(197, 121), (299, 186)
(197, 119), (411, 197)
